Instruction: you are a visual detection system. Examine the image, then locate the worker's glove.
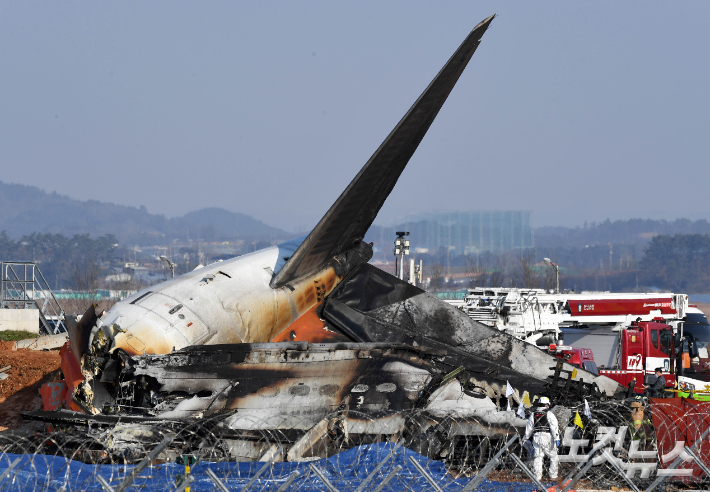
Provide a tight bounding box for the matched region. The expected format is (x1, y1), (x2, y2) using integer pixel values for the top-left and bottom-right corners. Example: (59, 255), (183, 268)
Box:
(555, 440), (560, 448)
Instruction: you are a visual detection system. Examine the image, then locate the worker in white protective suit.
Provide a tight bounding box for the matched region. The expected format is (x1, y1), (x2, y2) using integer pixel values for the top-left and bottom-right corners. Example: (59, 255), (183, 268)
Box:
(524, 396), (559, 481)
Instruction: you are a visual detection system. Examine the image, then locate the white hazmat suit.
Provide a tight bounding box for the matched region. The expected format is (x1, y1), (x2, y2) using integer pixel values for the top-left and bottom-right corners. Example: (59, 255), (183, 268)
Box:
(524, 405), (559, 481)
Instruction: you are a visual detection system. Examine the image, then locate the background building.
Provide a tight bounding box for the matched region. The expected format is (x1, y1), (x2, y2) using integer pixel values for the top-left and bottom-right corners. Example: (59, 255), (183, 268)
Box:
(367, 211), (534, 262)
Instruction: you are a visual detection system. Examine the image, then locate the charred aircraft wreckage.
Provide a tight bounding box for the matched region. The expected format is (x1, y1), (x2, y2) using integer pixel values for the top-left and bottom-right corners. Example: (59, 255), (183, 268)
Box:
(26, 15), (624, 463)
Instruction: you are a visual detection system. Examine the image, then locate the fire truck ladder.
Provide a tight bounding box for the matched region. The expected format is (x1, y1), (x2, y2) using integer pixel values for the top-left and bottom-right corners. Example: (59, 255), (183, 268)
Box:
(0, 262), (67, 335)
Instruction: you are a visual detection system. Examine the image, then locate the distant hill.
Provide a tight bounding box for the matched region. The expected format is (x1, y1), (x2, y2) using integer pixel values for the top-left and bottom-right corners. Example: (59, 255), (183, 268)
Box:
(535, 218), (710, 248)
(181, 208), (283, 238)
(0, 181), (292, 244)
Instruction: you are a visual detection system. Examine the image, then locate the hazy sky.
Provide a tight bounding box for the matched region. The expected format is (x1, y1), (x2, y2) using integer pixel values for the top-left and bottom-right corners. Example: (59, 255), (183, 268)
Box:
(2, 2), (709, 232)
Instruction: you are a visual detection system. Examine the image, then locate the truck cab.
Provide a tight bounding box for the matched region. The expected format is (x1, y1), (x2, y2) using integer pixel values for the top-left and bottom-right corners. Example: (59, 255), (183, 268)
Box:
(598, 321), (675, 394)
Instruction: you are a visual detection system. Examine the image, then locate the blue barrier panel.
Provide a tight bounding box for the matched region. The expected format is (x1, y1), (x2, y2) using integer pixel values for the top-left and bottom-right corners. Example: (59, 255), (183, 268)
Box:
(0, 443), (547, 492)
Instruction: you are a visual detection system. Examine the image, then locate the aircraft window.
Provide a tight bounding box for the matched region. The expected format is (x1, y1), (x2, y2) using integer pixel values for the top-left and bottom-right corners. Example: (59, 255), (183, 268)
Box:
(660, 330), (672, 356)
(651, 330), (659, 350)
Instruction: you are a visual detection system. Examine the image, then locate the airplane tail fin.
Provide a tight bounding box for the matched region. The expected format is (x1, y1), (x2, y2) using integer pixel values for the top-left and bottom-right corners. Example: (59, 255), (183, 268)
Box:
(272, 15), (495, 288)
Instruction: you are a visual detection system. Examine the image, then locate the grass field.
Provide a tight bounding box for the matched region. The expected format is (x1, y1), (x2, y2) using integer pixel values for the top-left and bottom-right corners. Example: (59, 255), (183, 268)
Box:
(0, 330), (38, 342)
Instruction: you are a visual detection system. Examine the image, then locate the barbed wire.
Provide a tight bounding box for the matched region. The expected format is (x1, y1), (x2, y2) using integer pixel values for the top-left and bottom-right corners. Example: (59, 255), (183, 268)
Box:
(0, 399), (708, 491)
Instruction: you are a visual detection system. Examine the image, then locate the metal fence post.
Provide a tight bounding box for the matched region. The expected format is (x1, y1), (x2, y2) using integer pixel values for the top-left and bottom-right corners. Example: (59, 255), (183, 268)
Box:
(408, 456), (444, 492)
(372, 465), (403, 492)
(96, 475), (115, 492)
(509, 453), (548, 492)
(559, 457), (596, 492)
(241, 446), (283, 491)
(559, 426), (618, 492)
(645, 424), (710, 492)
(601, 449), (641, 492)
(275, 471), (300, 492)
(461, 434), (519, 492)
(114, 436), (173, 492)
(681, 447), (710, 478)
(354, 441), (403, 492)
(173, 475), (194, 492)
(309, 463), (339, 492)
(206, 468), (231, 492)
(0, 458), (21, 488)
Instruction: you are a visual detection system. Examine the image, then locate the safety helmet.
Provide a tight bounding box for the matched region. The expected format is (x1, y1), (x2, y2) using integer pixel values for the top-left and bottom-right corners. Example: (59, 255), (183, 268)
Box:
(539, 397), (550, 405)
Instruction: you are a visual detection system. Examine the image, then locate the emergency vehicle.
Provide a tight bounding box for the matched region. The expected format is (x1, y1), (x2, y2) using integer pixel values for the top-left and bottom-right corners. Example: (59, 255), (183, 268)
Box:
(562, 311), (710, 398)
(597, 321), (676, 393)
(450, 290), (689, 346)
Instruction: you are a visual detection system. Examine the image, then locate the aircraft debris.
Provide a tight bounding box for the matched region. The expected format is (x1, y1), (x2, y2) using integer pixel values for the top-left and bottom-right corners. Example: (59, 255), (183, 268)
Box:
(28, 14), (624, 462)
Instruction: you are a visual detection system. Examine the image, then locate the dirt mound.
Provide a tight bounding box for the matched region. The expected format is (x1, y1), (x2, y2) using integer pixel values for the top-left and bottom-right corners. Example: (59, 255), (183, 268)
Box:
(0, 348), (61, 431)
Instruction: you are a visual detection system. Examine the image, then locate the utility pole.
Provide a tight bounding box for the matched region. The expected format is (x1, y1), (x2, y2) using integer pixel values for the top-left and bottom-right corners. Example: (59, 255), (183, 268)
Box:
(394, 232), (409, 280)
(609, 243), (613, 272)
(413, 259), (422, 286)
(543, 258), (559, 294)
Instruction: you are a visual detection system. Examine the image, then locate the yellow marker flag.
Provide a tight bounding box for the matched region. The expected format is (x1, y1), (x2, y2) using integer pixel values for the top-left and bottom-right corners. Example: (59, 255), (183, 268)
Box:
(522, 392), (531, 408)
(571, 368), (578, 379)
(574, 410), (583, 429)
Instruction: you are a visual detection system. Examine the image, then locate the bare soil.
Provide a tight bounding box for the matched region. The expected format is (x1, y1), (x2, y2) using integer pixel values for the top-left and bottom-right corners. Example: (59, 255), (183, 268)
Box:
(0, 348), (61, 431)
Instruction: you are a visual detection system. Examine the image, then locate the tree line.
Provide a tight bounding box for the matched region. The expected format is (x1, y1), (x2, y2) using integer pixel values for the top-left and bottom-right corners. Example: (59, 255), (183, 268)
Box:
(0, 231), (118, 288)
(3, 229), (710, 298)
(423, 234), (710, 294)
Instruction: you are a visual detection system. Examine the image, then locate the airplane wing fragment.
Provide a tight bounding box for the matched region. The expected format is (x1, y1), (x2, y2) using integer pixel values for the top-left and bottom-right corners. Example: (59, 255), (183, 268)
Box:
(271, 15), (495, 288)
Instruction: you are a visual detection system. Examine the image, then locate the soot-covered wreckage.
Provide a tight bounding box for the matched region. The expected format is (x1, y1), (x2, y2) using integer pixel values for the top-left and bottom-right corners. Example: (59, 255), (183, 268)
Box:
(27, 15), (624, 462)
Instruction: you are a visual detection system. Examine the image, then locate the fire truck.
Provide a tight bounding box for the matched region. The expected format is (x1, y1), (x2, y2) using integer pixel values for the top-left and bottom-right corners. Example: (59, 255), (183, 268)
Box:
(562, 308), (710, 399)
(451, 290), (689, 346)
(452, 289), (710, 396)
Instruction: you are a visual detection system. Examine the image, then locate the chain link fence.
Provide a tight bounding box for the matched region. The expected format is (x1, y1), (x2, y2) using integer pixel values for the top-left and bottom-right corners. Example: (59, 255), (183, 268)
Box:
(0, 399), (707, 491)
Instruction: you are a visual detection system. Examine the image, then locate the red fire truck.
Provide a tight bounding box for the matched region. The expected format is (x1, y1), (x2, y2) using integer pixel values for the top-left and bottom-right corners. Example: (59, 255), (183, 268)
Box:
(564, 321), (676, 394)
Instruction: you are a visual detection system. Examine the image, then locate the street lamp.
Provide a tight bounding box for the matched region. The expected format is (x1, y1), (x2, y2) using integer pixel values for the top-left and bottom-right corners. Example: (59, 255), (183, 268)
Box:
(543, 258), (559, 294)
(159, 255), (175, 279)
(394, 232), (410, 280)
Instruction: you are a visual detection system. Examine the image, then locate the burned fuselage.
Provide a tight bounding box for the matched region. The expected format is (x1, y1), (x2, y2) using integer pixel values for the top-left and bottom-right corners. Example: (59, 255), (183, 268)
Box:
(115, 343), (439, 425)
